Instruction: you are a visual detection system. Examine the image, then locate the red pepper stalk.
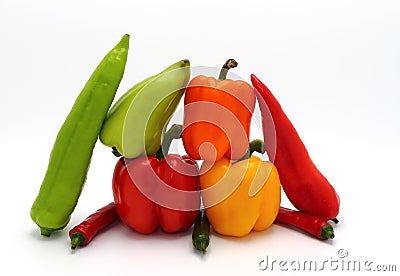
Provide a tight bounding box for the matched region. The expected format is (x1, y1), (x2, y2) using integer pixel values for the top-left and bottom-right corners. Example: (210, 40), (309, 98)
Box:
(69, 202), (119, 250)
(275, 207), (334, 240)
(251, 74), (340, 221)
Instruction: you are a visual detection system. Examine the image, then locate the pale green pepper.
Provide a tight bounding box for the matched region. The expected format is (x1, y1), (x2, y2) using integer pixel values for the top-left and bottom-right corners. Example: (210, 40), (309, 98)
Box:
(31, 34), (130, 236)
(99, 60), (190, 158)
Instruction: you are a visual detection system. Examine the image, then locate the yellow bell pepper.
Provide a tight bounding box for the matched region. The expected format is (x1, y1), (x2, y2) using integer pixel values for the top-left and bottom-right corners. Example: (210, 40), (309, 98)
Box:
(199, 140), (281, 237)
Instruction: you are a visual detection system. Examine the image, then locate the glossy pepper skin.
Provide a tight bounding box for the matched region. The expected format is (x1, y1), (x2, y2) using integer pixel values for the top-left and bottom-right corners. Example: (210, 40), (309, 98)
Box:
(30, 35), (129, 236)
(69, 202), (119, 250)
(112, 126), (200, 234)
(199, 144), (281, 237)
(251, 74), (340, 220)
(182, 59), (256, 162)
(100, 60), (190, 159)
(275, 207), (335, 240)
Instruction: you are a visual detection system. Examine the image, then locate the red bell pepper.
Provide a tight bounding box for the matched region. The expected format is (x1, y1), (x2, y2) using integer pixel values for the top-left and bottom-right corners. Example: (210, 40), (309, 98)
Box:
(112, 125), (201, 234)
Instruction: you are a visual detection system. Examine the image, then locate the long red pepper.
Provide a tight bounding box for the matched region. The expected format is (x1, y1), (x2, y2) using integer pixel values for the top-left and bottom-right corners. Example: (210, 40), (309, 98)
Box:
(69, 202), (119, 250)
(275, 207), (334, 240)
(251, 74), (340, 221)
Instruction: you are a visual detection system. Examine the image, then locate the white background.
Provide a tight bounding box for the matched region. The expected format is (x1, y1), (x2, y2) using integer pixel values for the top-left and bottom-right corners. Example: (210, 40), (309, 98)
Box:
(1, 0), (400, 275)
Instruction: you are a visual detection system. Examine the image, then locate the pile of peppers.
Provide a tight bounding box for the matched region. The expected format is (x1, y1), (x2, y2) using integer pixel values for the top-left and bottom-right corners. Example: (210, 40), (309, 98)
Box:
(110, 59), (286, 239)
(31, 35), (341, 253)
(107, 58), (340, 245)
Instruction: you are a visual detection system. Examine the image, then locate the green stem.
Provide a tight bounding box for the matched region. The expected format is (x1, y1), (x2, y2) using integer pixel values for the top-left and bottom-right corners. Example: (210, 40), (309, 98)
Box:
(321, 225), (335, 239)
(217, 59), (238, 81)
(232, 139), (265, 164)
(70, 232), (86, 250)
(112, 147), (122, 157)
(249, 139), (265, 156)
(40, 227), (53, 237)
(155, 124), (183, 160)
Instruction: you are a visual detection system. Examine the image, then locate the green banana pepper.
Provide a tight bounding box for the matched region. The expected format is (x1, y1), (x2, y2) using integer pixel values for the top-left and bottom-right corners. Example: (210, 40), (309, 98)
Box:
(99, 59), (190, 158)
(30, 34), (130, 236)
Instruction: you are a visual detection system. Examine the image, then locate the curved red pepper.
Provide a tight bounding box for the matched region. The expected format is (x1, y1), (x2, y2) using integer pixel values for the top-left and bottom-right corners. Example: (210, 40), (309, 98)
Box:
(112, 153), (200, 234)
(251, 74), (340, 221)
(69, 202), (119, 250)
(275, 207), (334, 240)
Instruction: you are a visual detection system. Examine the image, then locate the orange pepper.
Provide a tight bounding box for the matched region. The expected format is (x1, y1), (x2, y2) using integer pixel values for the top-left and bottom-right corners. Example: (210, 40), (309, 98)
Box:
(182, 59), (256, 162)
(199, 140), (281, 237)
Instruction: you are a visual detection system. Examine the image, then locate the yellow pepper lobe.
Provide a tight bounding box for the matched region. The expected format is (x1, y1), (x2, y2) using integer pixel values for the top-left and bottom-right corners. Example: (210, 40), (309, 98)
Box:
(199, 156), (281, 237)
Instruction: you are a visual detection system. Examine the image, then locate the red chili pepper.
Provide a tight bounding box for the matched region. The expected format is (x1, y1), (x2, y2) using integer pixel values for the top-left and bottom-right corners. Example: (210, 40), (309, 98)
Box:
(251, 74), (340, 221)
(275, 207), (334, 240)
(112, 124), (200, 234)
(68, 202), (119, 250)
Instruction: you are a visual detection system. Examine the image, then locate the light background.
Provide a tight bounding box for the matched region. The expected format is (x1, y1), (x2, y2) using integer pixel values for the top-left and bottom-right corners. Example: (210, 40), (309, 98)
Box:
(1, 0), (399, 275)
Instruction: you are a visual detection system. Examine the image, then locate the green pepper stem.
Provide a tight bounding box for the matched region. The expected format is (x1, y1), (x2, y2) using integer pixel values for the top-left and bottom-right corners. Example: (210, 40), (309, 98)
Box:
(218, 59), (238, 81)
(156, 124), (183, 160)
(112, 147), (122, 157)
(40, 227), (53, 237)
(321, 225), (335, 239)
(70, 232), (86, 250)
(232, 139), (265, 164)
(249, 139), (265, 156)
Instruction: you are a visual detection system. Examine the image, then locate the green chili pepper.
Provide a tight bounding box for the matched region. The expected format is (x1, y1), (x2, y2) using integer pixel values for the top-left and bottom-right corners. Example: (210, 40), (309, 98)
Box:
(99, 59), (190, 158)
(30, 34), (130, 237)
(192, 208), (210, 254)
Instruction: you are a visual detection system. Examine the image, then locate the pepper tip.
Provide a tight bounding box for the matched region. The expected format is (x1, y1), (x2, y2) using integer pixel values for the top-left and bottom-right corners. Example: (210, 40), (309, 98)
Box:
(250, 74), (259, 85)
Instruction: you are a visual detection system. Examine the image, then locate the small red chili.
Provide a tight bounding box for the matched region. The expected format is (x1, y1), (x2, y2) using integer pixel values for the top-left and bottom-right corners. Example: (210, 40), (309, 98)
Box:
(68, 202), (119, 250)
(274, 207), (334, 240)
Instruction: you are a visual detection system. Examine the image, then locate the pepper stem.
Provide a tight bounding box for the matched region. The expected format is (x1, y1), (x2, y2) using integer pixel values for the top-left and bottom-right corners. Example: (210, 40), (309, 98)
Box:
(155, 124), (183, 160)
(232, 139), (265, 164)
(321, 225), (335, 239)
(218, 59), (238, 81)
(40, 227), (53, 237)
(331, 218), (339, 224)
(70, 232), (86, 250)
(112, 147), (122, 157)
(249, 139), (266, 156)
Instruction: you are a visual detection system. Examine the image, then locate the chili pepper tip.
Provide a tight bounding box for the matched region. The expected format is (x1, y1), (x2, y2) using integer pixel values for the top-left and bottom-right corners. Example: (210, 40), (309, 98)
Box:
(194, 239), (209, 254)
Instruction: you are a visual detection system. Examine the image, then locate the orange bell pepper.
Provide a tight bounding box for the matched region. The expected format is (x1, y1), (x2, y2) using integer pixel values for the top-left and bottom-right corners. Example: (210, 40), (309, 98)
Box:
(182, 59), (256, 162)
(199, 140), (281, 237)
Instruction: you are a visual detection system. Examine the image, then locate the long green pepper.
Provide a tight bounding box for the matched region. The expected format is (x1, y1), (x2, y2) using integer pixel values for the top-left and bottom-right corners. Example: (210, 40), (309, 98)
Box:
(30, 34), (130, 237)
